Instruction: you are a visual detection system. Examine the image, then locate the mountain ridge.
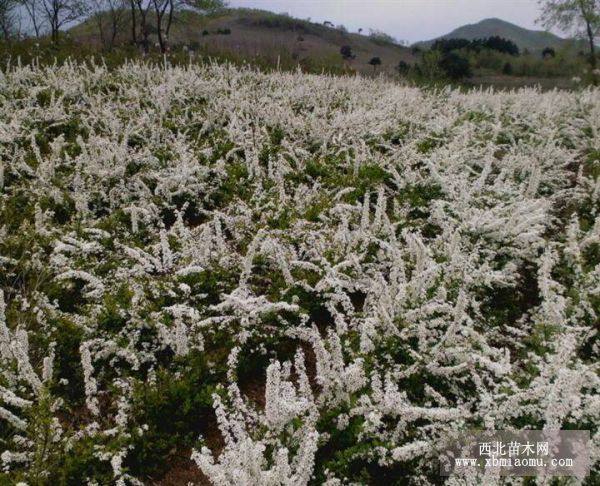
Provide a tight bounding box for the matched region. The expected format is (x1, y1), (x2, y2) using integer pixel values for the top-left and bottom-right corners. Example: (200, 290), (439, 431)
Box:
(414, 17), (581, 52)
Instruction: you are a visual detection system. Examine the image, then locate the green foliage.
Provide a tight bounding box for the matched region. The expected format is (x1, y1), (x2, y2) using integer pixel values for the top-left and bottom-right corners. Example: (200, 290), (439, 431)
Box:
(20, 390), (65, 486)
(56, 437), (113, 485)
(50, 318), (86, 406)
(127, 352), (220, 477)
(178, 266), (239, 305)
(396, 60), (410, 75)
(368, 56), (382, 70)
(438, 52), (472, 80)
(340, 45), (354, 60)
(211, 160), (252, 208)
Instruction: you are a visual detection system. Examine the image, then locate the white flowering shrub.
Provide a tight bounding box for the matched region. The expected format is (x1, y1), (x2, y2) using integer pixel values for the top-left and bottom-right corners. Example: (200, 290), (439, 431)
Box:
(0, 61), (598, 484)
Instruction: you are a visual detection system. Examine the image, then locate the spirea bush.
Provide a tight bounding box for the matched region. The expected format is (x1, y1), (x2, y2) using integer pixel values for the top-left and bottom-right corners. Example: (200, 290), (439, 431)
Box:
(0, 61), (599, 485)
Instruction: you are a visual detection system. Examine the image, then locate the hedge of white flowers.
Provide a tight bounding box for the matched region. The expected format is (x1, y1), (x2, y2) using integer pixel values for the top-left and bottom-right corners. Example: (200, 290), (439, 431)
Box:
(0, 61), (599, 485)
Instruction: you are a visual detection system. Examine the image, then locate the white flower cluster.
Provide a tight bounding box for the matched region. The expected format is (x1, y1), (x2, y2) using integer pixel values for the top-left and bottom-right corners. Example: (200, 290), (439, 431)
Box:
(192, 350), (319, 486)
(0, 61), (598, 484)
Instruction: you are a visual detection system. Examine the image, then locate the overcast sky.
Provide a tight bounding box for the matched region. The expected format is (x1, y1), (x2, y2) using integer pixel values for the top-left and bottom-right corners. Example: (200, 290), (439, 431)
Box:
(228, 0), (552, 44)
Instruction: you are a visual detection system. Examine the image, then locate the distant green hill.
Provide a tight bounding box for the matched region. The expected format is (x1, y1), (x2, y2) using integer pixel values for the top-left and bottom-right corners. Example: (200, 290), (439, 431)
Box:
(414, 18), (583, 52)
(70, 8), (413, 74)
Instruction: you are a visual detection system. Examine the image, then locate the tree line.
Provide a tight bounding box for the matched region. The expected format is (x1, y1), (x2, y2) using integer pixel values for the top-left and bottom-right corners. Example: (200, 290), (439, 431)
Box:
(431, 36), (520, 56)
(0, 0), (225, 52)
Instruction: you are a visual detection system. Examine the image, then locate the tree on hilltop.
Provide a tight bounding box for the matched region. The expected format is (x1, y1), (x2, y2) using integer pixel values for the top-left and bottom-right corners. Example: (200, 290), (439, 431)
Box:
(538, 0), (599, 72)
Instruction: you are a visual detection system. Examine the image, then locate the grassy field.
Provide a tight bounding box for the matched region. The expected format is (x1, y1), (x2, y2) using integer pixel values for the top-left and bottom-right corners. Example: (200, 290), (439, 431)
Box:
(469, 73), (577, 90)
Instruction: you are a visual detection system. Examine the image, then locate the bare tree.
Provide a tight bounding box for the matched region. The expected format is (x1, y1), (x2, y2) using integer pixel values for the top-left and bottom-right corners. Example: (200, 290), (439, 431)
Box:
(133, 0), (151, 52)
(39, 0), (89, 43)
(128, 0), (136, 44)
(154, 0), (225, 53)
(538, 0), (599, 70)
(0, 0), (20, 40)
(106, 0), (126, 48)
(20, 0), (43, 37)
(165, 0), (174, 40)
(152, 0), (169, 52)
(90, 0), (126, 50)
(90, 0), (106, 45)
(112, 0), (224, 53)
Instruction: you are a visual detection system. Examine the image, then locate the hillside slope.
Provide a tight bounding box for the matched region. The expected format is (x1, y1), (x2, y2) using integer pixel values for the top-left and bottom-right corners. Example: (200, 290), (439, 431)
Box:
(415, 17), (580, 52)
(70, 8), (413, 74)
